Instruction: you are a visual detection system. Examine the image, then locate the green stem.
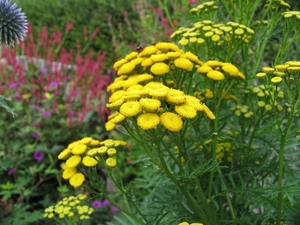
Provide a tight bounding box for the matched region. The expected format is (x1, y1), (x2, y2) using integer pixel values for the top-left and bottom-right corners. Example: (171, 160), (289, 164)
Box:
(276, 96), (299, 224)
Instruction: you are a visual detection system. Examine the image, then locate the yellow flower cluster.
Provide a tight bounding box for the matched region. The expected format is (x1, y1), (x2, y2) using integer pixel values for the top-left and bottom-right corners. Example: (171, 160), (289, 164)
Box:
(257, 61), (300, 81)
(230, 104), (254, 118)
(196, 60), (245, 80)
(266, 221), (287, 225)
(282, 11), (300, 19)
(189, 1), (218, 14)
(106, 42), (216, 132)
(264, 0), (290, 10)
(57, 137), (126, 187)
(171, 20), (254, 46)
(202, 139), (235, 162)
(44, 194), (94, 221)
(178, 222), (203, 225)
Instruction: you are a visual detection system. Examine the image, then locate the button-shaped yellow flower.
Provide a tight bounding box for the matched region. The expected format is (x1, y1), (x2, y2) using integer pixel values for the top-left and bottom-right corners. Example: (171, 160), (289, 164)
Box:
(150, 62), (170, 75)
(140, 98), (161, 112)
(207, 70), (225, 81)
(69, 172), (85, 188)
(65, 155), (81, 168)
(119, 101), (142, 117)
(117, 61), (135, 75)
(137, 113), (160, 130)
(72, 144), (87, 155)
(160, 112), (183, 132)
(175, 103), (197, 119)
(62, 167), (77, 180)
(106, 158), (117, 168)
(82, 156), (98, 167)
(174, 58), (193, 70)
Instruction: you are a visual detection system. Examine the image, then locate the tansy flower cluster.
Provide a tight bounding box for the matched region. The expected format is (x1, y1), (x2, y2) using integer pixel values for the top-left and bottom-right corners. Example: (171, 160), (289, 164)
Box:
(201, 139), (235, 162)
(44, 194), (94, 221)
(196, 60), (245, 81)
(57, 137), (126, 187)
(195, 89), (238, 102)
(264, 0), (290, 11)
(189, 1), (218, 14)
(106, 42), (216, 132)
(282, 10), (300, 19)
(178, 222), (203, 225)
(230, 104), (254, 118)
(171, 20), (254, 47)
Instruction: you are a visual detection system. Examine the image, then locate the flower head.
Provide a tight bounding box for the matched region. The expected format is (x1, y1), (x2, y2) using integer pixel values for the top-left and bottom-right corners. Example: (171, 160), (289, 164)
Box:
(33, 151), (44, 162)
(91, 200), (102, 208)
(8, 168), (17, 175)
(0, 0), (28, 46)
(137, 113), (160, 130)
(160, 112), (183, 132)
(69, 172), (85, 187)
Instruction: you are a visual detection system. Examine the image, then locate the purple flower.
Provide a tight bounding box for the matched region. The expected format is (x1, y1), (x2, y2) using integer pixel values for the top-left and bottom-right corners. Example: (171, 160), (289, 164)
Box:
(111, 206), (119, 212)
(33, 104), (42, 110)
(48, 81), (58, 88)
(8, 168), (17, 175)
(91, 200), (102, 208)
(68, 111), (75, 116)
(8, 83), (19, 88)
(32, 131), (39, 139)
(40, 68), (47, 73)
(33, 151), (44, 162)
(42, 111), (51, 118)
(102, 199), (110, 206)
(32, 122), (40, 127)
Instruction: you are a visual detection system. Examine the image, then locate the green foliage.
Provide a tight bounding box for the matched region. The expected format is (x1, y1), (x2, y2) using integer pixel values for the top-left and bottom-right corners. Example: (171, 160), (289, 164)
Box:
(14, 0), (140, 66)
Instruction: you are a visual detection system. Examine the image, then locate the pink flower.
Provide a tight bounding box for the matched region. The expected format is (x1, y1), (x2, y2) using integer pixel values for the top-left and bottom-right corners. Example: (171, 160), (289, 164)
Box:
(42, 111), (51, 118)
(111, 206), (119, 212)
(65, 21), (74, 33)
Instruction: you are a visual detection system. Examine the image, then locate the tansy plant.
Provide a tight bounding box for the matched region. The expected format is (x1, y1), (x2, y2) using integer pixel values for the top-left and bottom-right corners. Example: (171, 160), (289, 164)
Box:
(48, 0), (300, 224)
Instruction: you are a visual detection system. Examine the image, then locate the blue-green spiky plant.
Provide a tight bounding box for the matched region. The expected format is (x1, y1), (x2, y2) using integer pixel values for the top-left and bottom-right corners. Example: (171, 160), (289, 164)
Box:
(0, 0), (27, 46)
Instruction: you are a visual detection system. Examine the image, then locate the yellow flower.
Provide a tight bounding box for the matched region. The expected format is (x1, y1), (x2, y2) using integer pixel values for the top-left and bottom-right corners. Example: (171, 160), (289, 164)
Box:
(109, 113), (125, 124)
(167, 51), (182, 58)
(150, 62), (170, 75)
(175, 104), (197, 119)
(97, 146), (108, 155)
(178, 38), (189, 45)
(62, 167), (77, 180)
(178, 222), (189, 225)
(207, 70), (225, 81)
(262, 67), (274, 73)
(106, 99), (124, 109)
(113, 59), (127, 70)
(58, 148), (72, 160)
(82, 156), (98, 167)
(211, 34), (220, 42)
(72, 144), (87, 155)
(174, 58), (193, 70)
(160, 112), (183, 132)
(150, 53), (169, 62)
(256, 72), (267, 78)
(105, 121), (116, 131)
(185, 95), (205, 111)
(137, 113), (160, 130)
(140, 45), (158, 56)
(146, 82), (169, 98)
(119, 101), (142, 117)
(65, 155), (82, 168)
(106, 158), (117, 168)
(197, 65), (212, 74)
(185, 51), (203, 65)
(125, 51), (138, 61)
(271, 76), (282, 84)
(234, 28), (244, 35)
(87, 148), (98, 156)
(140, 98), (161, 111)
(206, 60), (223, 67)
(285, 61), (300, 67)
(108, 90), (126, 103)
(275, 64), (289, 71)
(117, 62), (135, 75)
(69, 173), (85, 188)
(89, 139), (100, 146)
(68, 141), (80, 150)
(197, 38), (205, 44)
(107, 148), (117, 156)
(203, 104), (216, 119)
(79, 137), (92, 145)
(165, 89), (186, 104)
(141, 58), (154, 67)
(222, 63), (239, 76)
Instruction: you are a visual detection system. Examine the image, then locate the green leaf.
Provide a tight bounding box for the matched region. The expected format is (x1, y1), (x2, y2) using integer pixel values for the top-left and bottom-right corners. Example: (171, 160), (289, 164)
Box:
(0, 95), (16, 117)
